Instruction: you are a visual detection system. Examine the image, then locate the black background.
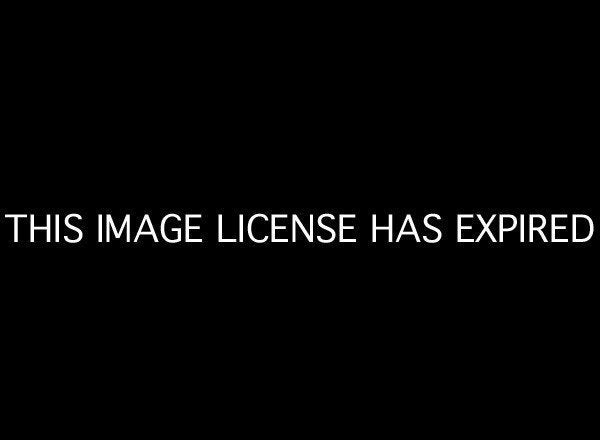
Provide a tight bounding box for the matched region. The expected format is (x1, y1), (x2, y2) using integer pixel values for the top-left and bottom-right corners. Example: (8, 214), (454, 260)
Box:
(1, 6), (597, 434)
